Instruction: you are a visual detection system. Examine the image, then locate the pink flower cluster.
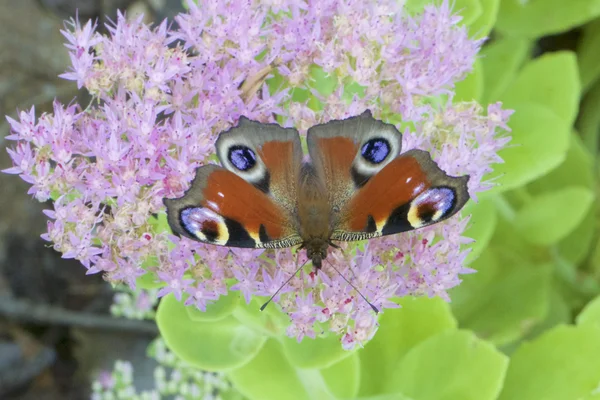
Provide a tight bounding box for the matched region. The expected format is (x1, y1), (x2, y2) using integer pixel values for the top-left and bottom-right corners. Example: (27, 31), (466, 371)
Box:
(4, 0), (511, 349)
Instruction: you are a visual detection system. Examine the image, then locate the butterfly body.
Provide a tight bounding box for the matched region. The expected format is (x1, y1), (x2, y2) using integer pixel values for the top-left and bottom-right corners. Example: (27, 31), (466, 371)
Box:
(164, 111), (470, 269)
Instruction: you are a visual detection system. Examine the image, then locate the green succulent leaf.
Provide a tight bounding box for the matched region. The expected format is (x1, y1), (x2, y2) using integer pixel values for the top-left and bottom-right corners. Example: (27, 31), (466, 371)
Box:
(454, 59), (484, 103)
(281, 333), (352, 369)
(450, 248), (500, 320)
(578, 18), (600, 92)
(480, 37), (530, 104)
(555, 207), (597, 267)
(156, 294), (267, 371)
(499, 325), (600, 400)
(451, 248), (552, 346)
(384, 330), (508, 400)
(501, 51), (580, 126)
(578, 77), (600, 153)
(577, 295), (600, 327)
(529, 133), (595, 193)
(453, 0), (483, 26)
(467, 0), (500, 39)
(228, 339), (331, 400)
(232, 297), (289, 337)
(496, 0), (600, 38)
(186, 291), (239, 322)
(321, 352), (360, 399)
(514, 289), (572, 349)
(461, 199), (498, 264)
(484, 103), (570, 194)
(136, 270), (163, 290)
(358, 297), (457, 397)
(356, 396), (414, 400)
(405, 0), (480, 22)
(514, 186), (595, 246)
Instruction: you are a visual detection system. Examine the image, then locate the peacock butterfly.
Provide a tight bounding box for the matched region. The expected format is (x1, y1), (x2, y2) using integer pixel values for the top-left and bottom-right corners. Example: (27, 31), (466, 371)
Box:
(163, 110), (469, 271)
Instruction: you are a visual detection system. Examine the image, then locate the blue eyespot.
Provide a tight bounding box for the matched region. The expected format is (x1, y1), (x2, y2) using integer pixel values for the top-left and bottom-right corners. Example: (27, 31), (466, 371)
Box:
(361, 138), (390, 164)
(229, 145), (256, 171)
(413, 187), (456, 222)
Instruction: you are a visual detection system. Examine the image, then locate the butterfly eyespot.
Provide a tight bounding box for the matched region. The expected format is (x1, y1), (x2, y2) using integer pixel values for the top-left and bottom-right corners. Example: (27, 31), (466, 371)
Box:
(361, 138), (390, 164)
(180, 207), (229, 245)
(228, 145), (257, 171)
(407, 187), (456, 228)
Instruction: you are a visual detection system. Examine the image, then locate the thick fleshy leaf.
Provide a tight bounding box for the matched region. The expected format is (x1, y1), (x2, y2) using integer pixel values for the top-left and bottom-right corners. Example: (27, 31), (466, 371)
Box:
(454, 59), (484, 102)
(461, 199), (497, 264)
(452, 248), (552, 346)
(453, 0), (483, 26)
(529, 133), (594, 193)
(232, 297), (289, 337)
(480, 37), (530, 104)
(450, 248), (500, 320)
(555, 207), (596, 267)
(281, 333), (352, 369)
(156, 294), (267, 371)
(404, 0), (433, 14)
(489, 204), (536, 261)
(186, 291), (239, 322)
(499, 325), (600, 400)
(496, 0), (600, 38)
(578, 18), (600, 92)
(468, 0), (500, 39)
(405, 0), (480, 22)
(357, 396), (414, 400)
(358, 297), (457, 397)
(514, 187), (595, 246)
(501, 52), (580, 126)
(228, 339), (331, 400)
(136, 270), (163, 290)
(321, 352), (360, 399)
(577, 295), (600, 327)
(384, 330), (508, 400)
(516, 289), (571, 347)
(578, 77), (600, 153)
(484, 103), (570, 194)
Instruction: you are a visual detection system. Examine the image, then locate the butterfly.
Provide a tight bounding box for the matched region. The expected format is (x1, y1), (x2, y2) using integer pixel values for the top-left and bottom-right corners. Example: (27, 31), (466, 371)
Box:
(163, 110), (470, 269)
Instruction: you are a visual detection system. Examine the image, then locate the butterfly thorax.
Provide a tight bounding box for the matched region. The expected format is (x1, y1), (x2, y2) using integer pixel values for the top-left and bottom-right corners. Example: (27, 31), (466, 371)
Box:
(297, 163), (332, 268)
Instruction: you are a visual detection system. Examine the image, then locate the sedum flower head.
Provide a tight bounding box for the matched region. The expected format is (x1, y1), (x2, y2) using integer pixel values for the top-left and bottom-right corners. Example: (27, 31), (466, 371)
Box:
(4, 0), (511, 349)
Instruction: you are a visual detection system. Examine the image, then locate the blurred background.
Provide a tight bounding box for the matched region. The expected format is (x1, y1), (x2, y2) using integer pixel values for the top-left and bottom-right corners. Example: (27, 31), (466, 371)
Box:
(0, 1), (183, 398)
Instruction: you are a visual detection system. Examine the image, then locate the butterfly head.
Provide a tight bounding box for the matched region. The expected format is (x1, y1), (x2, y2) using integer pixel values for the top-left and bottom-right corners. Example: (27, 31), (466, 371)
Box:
(303, 237), (330, 269)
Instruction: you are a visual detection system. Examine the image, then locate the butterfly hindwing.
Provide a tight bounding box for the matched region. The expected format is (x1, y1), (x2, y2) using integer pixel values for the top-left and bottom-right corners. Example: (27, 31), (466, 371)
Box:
(331, 149), (470, 241)
(164, 164), (302, 248)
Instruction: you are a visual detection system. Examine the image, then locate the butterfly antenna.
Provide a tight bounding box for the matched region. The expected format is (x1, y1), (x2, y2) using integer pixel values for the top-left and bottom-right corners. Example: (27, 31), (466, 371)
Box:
(260, 259), (309, 312)
(325, 258), (379, 314)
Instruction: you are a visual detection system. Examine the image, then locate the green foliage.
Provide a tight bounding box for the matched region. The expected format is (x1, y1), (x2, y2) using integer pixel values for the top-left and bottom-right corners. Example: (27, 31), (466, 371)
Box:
(156, 294), (267, 371)
(384, 331), (508, 400)
(498, 325), (600, 400)
(514, 187), (594, 246)
(359, 297), (458, 397)
(496, 0), (600, 38)
(485, 103), (570, 193)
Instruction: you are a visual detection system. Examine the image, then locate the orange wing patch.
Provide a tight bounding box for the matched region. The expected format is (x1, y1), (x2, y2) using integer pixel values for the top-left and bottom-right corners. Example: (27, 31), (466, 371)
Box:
(343, 154), (428, 232)
(202, 169), (290, 241)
